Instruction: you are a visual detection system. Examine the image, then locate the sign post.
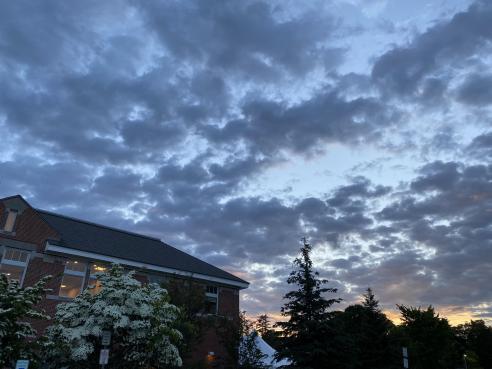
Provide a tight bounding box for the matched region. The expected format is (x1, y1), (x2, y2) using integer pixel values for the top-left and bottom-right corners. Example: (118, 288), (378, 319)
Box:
(100, 330), (112, 369)
(402, 347), (409, 369)
(15, 360), (29, 369)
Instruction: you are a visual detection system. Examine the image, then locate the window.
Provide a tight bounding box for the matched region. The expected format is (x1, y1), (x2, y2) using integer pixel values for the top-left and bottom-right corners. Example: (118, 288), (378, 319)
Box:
(205, 285), (219, 315)
(59, 260), (87, 298)
(2, 209), (18, 232)
(87, 263), (108, 295)
(0, 247), (30, 285)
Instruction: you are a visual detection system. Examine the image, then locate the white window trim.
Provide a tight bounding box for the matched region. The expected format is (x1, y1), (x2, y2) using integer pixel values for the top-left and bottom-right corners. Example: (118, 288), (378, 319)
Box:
(0, 247), (30, 287)
(206, 288), (219, 315)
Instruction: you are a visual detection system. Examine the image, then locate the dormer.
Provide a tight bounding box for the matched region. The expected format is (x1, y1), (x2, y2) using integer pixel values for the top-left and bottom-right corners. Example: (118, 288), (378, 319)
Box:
(0, 196), (27, 235)
(1, 208), (18, 233)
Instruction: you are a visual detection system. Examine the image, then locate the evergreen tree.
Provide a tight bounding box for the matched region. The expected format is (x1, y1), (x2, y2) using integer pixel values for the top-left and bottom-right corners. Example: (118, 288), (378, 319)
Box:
(0, 274), (51, 368)
(275, 238), (341, 369)
(340, 288), (395, 369)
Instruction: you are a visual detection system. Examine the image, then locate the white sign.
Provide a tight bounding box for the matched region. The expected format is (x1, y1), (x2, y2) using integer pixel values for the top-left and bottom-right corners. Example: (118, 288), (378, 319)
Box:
(99, 349), (110, 365)
(102, 330), (112, 346)
(402, 347), (408, 357)
(403, 358), (409, 369)
(15, 360), (29, 369)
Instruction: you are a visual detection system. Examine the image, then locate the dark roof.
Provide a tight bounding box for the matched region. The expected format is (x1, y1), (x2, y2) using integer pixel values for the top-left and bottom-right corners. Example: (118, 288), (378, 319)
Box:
(37, 209), (248, 287)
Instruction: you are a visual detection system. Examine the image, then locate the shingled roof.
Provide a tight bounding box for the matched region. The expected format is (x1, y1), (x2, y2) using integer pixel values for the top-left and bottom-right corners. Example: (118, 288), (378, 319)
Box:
(37, 209), (248, 287)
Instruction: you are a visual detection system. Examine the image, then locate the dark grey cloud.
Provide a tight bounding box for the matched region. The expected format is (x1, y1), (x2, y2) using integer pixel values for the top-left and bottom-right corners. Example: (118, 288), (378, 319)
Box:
(467, 132), (492, 158)
(138, 0), (343, 80)
(372, 0), (492, 100)
(203, 92), (400, 157)
(457, 74), (492, 106)
(1, 0), (491, 322)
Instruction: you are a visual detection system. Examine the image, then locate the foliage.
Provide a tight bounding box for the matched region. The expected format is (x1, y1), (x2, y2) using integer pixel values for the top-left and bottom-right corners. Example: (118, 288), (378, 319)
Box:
(43, 264), (182, 369)
(239, 315), (271, 369)
(275, 238), (341, 369)
(163, 277), (208, 361)
(0, 274), (51, 368)
(395, 305), (459, 369)
(255, 314), (282, 351)
(255, 314), (271, 337)
(455, 320), (492, 369)
(338, 288), (396, 369)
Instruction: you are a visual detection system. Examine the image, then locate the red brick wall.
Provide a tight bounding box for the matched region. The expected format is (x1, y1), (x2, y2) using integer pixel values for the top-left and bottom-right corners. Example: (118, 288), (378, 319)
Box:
(0, 202), (60, 251)
(218, 287), (240, 319)
(187, 287), (241, 368)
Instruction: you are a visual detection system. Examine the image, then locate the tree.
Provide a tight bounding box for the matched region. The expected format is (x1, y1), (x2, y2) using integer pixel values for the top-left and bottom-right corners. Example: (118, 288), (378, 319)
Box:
(163, 277), (208, 363)
(455, 320), (492, 369)
(275, 238), (341, 369)
(256, 314), (271, 337)
(396, 305), (459, 369)
(340, 288), (395, 369)
(255, 314), (282, 351)
(0, 274), (51, 368)
(240, 315), (271, 369)
(43, 264), (182, 369)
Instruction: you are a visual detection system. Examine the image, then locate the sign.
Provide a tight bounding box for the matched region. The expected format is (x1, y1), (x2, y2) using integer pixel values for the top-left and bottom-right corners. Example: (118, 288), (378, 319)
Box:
(102, 330), (111, 346)
(402, 347), (408, 358)
(15, 360), (29, 369)
(403, 358), (409, 369)
(99, 349), (110, 365)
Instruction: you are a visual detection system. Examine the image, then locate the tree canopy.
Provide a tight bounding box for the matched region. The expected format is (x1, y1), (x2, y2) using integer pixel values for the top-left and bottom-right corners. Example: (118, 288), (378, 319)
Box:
(43, 264), (182, 369)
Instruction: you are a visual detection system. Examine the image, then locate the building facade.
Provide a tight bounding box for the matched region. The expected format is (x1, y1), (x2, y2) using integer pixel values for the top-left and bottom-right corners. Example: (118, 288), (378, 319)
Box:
(0, 195), (248, 368)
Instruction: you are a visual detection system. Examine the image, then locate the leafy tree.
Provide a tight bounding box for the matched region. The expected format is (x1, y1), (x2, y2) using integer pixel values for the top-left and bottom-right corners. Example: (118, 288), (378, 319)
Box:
(256, 314), (271, 337)
(163, 277), (208, 362)
(275, 238), (341, 369)
(43, 264), (182, 369)
(0, 274), (51, 368)
(396, 305), (459, 369)
(340, 288), (395, 369)
(455, 320), (492, 369)
(254, 314), (282, 351)
(240, 315), (271, 369)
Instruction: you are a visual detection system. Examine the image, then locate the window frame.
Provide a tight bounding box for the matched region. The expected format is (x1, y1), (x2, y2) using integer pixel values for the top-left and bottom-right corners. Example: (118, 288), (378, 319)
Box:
(205, 285), (219, 315)
(59, 259), (87, 298)
(0, 247), (30, 286)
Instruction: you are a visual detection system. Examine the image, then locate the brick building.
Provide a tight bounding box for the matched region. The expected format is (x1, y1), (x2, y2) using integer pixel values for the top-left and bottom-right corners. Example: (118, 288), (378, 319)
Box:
(0, 194), (248, 367)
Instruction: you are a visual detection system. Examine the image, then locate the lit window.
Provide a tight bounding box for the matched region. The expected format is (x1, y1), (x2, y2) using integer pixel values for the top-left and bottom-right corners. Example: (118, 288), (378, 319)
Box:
(87, 263), (108, 295)
(2, 210), (18, 232)
(0, 247), (30, 285)
(205, 285), (219, 315)
(59, 260), (86, 298)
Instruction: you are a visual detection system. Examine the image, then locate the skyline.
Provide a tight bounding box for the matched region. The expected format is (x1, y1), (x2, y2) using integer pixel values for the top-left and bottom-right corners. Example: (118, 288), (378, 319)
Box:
(0, 0), (491, 324)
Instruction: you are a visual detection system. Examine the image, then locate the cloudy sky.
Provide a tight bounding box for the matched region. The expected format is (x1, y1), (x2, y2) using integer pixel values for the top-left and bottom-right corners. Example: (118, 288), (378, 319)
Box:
(1, 0), (491, 324)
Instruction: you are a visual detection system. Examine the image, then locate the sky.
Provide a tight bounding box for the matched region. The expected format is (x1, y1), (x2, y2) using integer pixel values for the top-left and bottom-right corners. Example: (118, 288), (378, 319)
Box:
(0, 0), (491, 325)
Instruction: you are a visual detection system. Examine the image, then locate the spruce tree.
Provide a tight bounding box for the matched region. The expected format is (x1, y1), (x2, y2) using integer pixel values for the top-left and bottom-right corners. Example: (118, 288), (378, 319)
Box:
(275, 238), (341, 369)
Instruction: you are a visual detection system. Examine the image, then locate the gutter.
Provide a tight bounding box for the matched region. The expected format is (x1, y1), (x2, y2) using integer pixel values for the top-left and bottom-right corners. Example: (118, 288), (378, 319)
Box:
(45, 242), (249, 289)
